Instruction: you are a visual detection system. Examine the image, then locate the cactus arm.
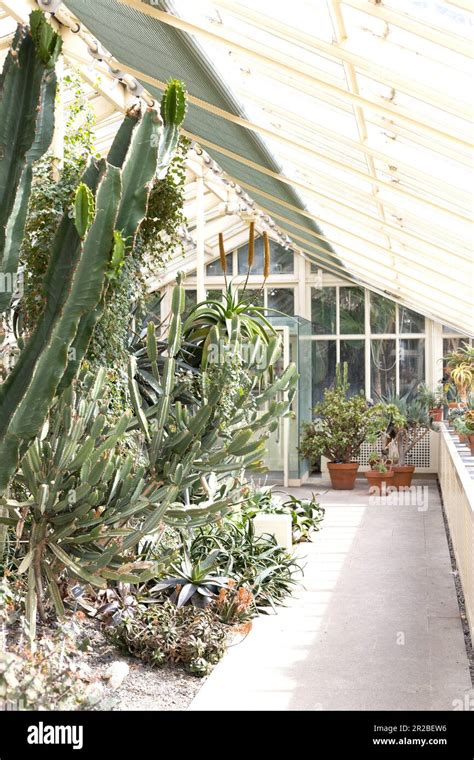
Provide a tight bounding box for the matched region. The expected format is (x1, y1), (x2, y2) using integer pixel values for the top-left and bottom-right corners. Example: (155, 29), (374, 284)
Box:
(0, 166), (122, 494)
(0, 165), (32, 313)
(106, 111), (140, 168)
(0, 24), (58, 312)
(115, 109), (161, 250)
(157, 80), (187, 179)
(60, 108), (167, 385)
(0, 160), (105, 419)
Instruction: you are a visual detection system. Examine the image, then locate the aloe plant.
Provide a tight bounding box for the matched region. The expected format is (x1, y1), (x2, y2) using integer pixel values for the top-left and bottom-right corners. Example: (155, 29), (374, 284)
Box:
(127, 275), (298, 537)
(0, 13), (187, 498)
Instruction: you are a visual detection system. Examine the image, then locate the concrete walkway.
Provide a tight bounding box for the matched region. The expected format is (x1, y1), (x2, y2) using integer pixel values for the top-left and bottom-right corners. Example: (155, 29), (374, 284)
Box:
(190, 478), (473, 711)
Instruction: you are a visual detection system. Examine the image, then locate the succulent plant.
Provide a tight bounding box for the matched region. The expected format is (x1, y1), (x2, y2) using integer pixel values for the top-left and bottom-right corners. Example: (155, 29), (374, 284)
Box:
(127, 276), (298, 535)
(0, 13), (187, 499)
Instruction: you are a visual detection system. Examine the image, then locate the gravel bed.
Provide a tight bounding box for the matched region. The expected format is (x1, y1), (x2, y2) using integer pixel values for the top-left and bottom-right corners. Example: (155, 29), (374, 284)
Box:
(78, 620), (204, 711)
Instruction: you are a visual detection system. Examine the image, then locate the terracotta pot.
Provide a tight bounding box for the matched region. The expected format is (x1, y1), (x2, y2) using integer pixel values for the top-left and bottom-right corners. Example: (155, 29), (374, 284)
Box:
(448, 402), (460, 409)
(459, 433), (468, 444)
(392, 465), (415, 489)
(327, 462), (359, 490)
(469, 435), (474, 456)
(364, 469), (394, 494)
(429, 407), (443, 422)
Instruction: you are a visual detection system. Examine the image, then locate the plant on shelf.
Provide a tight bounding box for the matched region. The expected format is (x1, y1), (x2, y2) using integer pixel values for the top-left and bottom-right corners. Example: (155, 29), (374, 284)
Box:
(380, 394), (438, 489)
(416, 383), (446, 421)
(299, 363), (386, 490)
(0, 12), (188, 500)
(443, 342), (474, 403)
(454, 409), (474, 454)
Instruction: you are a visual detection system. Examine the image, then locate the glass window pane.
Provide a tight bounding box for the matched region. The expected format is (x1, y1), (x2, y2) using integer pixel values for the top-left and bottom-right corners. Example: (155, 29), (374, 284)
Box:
(206, 254), (232, 276)
(340, 286), (365, 334)
(267, 287), (294, 316)
(399, 306), (425, 334)
(206, 288), (223, 302)
(370, 339), (397, 400)
(270, 243), (294, 274)
(183, 289), (197, 319)
(370, 293), (396, 334)
(443, 337), (470, 356)
(400, 339), (425, 397)
(340, 339), (365, 396)
(311, 287), (336, 334)
(239, 288), (264, 309)
(237, 237), (293, 274)
(312, 340), (336, 405)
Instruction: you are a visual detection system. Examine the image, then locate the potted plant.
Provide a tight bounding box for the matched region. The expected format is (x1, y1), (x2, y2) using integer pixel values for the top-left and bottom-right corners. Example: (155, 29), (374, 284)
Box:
(460, 409), (474, 455)
(381, 396), (437, 489)
(417, 383), (445, 422)
(453, 415), (469, 444)
(448, 404), (465, 429)
(443, 342), (474, 403)
(364, 453), (394, 493)
(300, 364), (385, 490)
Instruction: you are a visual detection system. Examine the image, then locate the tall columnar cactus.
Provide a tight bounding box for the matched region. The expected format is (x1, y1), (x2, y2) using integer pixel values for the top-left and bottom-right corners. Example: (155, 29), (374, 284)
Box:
(0, 12), (62, 314)
(127, 275), (298, 537)
(0, 13), (187, 497)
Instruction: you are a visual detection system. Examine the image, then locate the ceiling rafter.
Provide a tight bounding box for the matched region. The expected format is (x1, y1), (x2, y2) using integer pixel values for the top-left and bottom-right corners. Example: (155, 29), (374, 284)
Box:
(115, 0), (473, 150)
(214, 0), (472, 121)
(341, 0), (474, 58)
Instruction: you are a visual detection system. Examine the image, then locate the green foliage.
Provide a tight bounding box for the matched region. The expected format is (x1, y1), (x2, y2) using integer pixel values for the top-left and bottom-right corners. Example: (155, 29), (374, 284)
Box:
(187, 520), (302, 612)
(241, 484), (324, 543)
(73, 183), (95, 239)
(0, 15), (60, 314)
(150, 545), (229, 608)
(380, 393), (437, 466)
(88, 137), (189, 381)
(107, 601), (228, 677)
(183, 278), (277, 368)
(300, 363), (386, 464)
(19, 70), (97, 334)
(160, 79), (187, 126)
(0, 370), (167, 636)
(127, 279), (298, 534)
(0, 45), (188, 499)
(29, 10), (62, 68)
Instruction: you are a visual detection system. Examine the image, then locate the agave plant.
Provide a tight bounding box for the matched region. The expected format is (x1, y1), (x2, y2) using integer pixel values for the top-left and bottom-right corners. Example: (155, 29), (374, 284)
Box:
(149, 546), (229, 608)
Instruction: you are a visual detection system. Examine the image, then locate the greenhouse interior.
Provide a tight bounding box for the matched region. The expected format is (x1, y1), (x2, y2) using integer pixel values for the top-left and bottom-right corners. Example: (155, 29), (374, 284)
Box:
(0, 0), (473, 731)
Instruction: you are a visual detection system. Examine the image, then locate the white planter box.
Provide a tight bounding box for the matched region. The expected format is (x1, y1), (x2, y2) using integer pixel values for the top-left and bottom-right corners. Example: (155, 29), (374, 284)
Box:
(253, 513), (293, 551)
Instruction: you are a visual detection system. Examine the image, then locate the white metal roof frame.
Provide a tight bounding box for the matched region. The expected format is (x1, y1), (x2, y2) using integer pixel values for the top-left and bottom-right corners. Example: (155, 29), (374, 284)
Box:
(0, 0), (472, 334)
